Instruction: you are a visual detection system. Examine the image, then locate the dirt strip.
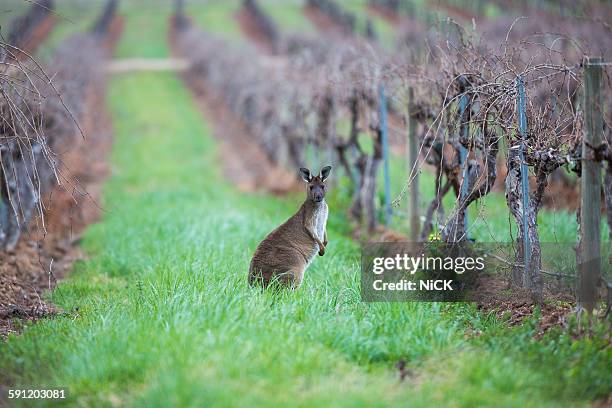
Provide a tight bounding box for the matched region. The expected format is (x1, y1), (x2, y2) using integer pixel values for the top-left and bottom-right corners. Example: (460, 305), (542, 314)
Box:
(11, 14), (56, 60)
(426, 0), (476, 22)
(302, 4), (351, 38)
(473, 274), (578, 338)
(0, 17), (123, 339)
(235, 6), (275, 54)
(366, 4), (403, 27)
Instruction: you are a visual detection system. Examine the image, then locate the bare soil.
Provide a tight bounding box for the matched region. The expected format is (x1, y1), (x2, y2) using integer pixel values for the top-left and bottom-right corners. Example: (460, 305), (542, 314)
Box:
(235, 6), (275, 54)
(386, 110), (408, 156)
(366, 4), (403, 27)
(541, 175), (580, 211)
(104, 16), (124, 52)
(351, 224), (408, 243)
(13, 15), (56, 60)
(303, 5), (350, 37)
(474, 274), (576, 337)
(426, 0), (476, 22)
(0, 16), (122, 339)
(364, 3), (426, 34)
(492, 164), (581, 211)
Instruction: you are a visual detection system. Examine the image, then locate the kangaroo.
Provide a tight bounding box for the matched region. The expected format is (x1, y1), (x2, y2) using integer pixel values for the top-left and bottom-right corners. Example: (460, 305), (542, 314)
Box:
(249, 166), (331, 288)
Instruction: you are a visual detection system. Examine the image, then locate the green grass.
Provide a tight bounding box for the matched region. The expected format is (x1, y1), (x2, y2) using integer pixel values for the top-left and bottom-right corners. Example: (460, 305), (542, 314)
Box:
(187, 0), (242, 41)
(0, 5), (610, 408)
(115, 2), (172, 58)
(337, 0), (397, 47)
(259, 0), (315, 34)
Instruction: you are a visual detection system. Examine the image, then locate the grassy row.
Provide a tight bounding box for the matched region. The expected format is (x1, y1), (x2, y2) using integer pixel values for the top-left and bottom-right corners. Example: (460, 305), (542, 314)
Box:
(259, 0), (316, 34)
(186, 0), (243, 41)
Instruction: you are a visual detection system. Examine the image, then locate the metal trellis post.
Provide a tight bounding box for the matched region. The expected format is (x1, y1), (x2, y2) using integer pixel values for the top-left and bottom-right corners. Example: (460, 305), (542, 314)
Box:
(517, 76), (531, 282)
(458, 92), (470, 238)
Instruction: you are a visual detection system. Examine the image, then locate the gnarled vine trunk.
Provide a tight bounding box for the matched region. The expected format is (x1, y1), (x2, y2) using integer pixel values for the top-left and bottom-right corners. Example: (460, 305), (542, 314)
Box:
(505, 148), (544, 303)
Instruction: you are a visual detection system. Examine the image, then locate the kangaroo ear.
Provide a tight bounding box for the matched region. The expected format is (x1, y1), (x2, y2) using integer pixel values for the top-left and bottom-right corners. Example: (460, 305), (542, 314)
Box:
(320, 165), (332, 181)
(299, 168), (312, 182)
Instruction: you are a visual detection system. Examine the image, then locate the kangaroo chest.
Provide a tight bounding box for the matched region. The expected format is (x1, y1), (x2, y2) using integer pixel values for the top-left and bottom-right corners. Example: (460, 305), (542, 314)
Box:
(311, 202), (328, 242)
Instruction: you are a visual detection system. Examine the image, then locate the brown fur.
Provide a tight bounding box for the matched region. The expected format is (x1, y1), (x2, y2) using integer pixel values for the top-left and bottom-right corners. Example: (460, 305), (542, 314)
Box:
(249, 167), (331, 288)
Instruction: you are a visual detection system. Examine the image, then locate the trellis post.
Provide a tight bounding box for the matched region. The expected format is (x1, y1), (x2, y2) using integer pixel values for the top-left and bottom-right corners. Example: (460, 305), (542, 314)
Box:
(407, 87), (420, 240)
(579, 56), (603, 314)
(379, 85), (392, 227)
(517, 76), (531, 284)
(458, 92), (470, 238)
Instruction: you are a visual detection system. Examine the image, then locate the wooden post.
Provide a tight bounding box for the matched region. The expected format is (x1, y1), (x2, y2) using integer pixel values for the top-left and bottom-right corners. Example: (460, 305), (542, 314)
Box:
(379, 85), (392, 227)
(579, 56), (603, 314)
(517, 76), (531, 285)
(407, 87), (420, 241)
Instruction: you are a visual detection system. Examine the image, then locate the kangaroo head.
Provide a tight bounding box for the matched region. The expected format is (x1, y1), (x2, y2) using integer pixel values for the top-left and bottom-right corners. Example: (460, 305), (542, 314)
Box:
(299, 166), (332, 203)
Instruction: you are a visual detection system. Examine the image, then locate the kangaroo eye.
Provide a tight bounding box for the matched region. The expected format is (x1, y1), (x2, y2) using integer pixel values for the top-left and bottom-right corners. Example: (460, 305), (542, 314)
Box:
(310, 186), (314, 190)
